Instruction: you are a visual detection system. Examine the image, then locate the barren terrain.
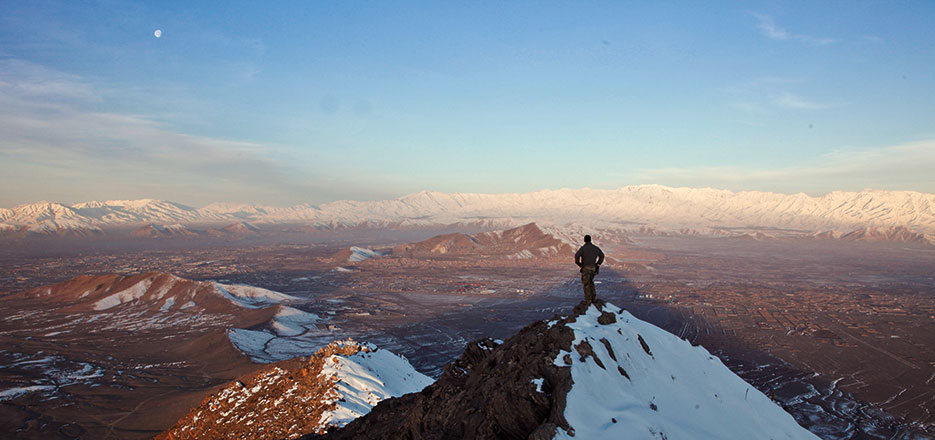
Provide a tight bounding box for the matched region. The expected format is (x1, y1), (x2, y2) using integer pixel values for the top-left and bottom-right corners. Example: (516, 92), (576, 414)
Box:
(1, 233), (933, 439)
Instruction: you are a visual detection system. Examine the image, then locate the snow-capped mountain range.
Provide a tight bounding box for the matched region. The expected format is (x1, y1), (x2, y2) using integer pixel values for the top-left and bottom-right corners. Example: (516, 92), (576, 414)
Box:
(3, 186), (934, 242)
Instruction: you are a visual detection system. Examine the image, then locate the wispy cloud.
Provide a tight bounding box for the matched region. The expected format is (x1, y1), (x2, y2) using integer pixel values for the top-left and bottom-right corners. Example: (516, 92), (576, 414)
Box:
(770, 91), (832, 110)
(0, 60), (331, 206)
(0, 60), (97, 101)
(751, 13), (837, 46)
(633, 140), (935, 194)
(724, 77), (832, 113)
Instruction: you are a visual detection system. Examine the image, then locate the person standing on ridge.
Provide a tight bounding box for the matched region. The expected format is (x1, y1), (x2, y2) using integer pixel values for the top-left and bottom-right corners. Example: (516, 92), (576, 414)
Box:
(575, 235), (604, 303)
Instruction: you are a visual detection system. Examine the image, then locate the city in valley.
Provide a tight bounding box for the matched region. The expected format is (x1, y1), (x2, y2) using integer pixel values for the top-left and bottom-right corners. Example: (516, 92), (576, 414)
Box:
(0, 224), (932, 439)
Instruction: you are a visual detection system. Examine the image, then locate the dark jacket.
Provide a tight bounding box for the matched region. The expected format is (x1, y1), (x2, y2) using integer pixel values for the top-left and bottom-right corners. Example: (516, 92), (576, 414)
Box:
(575, 242), (605, 268)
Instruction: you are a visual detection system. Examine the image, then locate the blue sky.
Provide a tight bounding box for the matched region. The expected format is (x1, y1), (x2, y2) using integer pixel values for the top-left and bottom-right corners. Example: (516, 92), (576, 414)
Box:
(1, 1), (933, 207)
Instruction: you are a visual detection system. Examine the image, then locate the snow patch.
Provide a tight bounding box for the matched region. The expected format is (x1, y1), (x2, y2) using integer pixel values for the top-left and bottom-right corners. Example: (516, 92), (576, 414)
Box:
(271, 306), (320, 337)
(160, 296), (176, 311)
(0, 385), (57, 401)
(348, 246), (383, 262)
(227, 328), (276, 357)
(507, 249), (534, 259)
(93, 279), (153, 310)
(531, 378), (545, 393)
(214, 283), (300, 309)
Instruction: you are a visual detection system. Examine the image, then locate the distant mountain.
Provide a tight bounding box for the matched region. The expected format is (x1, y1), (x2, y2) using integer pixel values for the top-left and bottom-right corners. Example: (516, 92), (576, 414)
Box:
(157, 339), (431, 440)
(131, 223), (198, 238)
(0, 220), (103, 237)
(393, 222), (573, 259)
(72, 199), (206, 223)
(0, 201), (104, 236)
(838, 226), (930, 244)
(222, 221), (260, 234)
(308, 300), (817, 439)
(3, 186), (934, 243)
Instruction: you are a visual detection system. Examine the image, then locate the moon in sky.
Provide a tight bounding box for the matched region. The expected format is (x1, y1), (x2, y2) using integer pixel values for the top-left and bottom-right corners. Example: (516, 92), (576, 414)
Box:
(154, 29), (162, 38)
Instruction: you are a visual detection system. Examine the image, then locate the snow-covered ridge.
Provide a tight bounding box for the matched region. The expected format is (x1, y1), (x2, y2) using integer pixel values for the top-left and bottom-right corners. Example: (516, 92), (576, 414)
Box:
(157, 339), (432, 440)
(317, 340), (434, 430)
(554, 302), (818, 439)
(3, 185), (935, 236)
(313, 299), (820, 439)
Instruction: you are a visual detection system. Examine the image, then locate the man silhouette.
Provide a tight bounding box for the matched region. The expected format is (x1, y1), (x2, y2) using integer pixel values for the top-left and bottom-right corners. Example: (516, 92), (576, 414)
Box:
(574, 235), (605, 303)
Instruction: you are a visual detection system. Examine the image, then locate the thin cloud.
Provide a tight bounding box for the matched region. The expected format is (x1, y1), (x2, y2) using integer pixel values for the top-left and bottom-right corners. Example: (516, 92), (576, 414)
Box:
(633, 140), (935, 195)
(0, 59), (97, 101)
(770, 91), (832, 110)
(751, 13), (837, 46)
(724, 77), (832, 113)
(0, 60), (336, 206)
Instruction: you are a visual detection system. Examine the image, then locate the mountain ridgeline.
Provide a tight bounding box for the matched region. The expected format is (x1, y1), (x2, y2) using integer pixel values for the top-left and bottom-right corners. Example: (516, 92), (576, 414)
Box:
(2, 186), (934, 245)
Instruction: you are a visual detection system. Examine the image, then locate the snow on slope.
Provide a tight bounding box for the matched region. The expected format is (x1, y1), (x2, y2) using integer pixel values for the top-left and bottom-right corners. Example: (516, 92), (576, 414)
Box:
(315, 299), (819, 440)
(348, 246), (383, 262)
(214, 283), (300, 309)
(554, 302), (818, 440)
(317, 340), (434, 430)
(5, 186), (935, 238)
(157, 339), (431, 440)
(271, 306), (321, 337)
(86, 276), (299, 312)
(93, 278), (154, 310)
(20, 272), (325, 348)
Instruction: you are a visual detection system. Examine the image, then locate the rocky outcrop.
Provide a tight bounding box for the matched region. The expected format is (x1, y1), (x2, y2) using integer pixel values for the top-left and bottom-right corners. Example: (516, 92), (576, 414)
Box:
(158, 339), (427, 440)
(304, 298), (818, 440)
(306, 303), (599, 440)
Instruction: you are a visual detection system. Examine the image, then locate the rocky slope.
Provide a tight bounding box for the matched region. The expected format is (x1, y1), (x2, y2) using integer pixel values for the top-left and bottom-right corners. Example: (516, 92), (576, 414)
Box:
(308, 300), (818, 440)
(157, 339), (431, 440)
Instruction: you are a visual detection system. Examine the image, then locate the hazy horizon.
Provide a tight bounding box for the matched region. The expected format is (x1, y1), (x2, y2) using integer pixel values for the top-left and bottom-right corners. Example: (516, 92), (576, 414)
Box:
(2, 2), (934, 207)
(5, 183), (935, 210)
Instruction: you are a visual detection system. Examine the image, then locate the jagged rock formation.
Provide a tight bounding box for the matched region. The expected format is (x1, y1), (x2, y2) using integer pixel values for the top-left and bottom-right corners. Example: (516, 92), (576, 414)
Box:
(307, 300), (817, 440)
(157, 339), (431, 440)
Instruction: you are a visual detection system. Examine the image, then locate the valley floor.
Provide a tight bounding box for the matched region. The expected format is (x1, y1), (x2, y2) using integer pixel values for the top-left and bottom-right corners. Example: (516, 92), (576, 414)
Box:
(1, 237), (933, 438)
